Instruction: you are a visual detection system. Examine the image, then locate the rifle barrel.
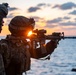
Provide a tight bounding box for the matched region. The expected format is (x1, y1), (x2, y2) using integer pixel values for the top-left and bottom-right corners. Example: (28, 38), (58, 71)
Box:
(45, 35), (64, 40)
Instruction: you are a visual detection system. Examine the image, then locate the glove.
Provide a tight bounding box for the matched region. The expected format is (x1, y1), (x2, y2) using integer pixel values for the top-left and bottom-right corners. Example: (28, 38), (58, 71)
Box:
(46, 40), (58, 55)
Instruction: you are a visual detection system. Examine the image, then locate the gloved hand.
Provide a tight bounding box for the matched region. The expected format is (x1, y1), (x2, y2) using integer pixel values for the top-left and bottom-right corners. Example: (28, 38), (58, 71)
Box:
(46, 40), (58, 55)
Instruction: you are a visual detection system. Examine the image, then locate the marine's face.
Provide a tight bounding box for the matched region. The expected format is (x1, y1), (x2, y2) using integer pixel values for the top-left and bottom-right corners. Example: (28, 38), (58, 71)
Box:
(0, 18), (4, 33)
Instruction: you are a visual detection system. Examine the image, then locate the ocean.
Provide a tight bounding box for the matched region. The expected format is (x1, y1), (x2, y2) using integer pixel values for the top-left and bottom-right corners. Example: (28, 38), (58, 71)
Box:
(0, 36), (76, 75)
(26, 39), (76, 75)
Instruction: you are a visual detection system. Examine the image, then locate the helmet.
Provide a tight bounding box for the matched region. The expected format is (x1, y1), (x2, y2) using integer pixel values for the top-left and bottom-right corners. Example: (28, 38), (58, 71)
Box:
(0, 3), (8, 17)
(9, 16), (35, 36)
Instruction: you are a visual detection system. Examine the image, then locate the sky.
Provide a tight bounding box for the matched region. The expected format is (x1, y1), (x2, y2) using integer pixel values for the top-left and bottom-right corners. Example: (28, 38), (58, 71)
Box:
(0, 0), (76, 36)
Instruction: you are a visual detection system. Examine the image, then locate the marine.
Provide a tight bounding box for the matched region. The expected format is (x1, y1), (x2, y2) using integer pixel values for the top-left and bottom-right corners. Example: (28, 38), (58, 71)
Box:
(0, 3), (8, 75)
(0, 16), (58, 75)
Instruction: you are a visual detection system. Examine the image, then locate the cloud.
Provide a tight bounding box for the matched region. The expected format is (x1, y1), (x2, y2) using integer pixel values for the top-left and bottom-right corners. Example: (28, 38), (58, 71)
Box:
(69, 10), (76, 15)
(45, 17), (71, 28)
(45, 16), (76, 28)
(45, 24), (58, 28)
(59, 21), (76, 26)
(28, 3), (50, 13)
(63, 16), (70, 19)
(46, 16), (70, 25)
(75, 18), (76, 21)
(7, 13), (14, 18)
(53, 2), (76, 10)
(28, 7), (41, 12)
(37, 3), (47, 7)
(46, 17), (62, 24)
(37, 3), (51, 7)
(52, 4), (60, 8)
(8, 7), (19, 11)
(30, 16), (41, 22)
(45, 18), (62, 28)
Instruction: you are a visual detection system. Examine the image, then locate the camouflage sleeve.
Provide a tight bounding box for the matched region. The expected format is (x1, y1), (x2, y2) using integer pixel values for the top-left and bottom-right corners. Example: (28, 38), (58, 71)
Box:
(0, 42), (8, 55)
(0, 42), (7, 75)
(0, 54), (5, 74)
(29, 40), (57, 59)
(0, 43), (4, 54)
(0, 41), (10, 67)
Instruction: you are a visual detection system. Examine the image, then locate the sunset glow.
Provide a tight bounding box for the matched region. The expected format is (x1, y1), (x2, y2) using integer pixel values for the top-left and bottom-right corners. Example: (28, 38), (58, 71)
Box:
(0, 0), (76, 36)
(27, 31), (33, 36)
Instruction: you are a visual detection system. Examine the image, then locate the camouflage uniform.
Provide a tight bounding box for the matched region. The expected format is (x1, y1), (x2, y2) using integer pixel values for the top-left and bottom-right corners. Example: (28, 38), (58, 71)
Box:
(0, 55), (6, 75)
(0, 39), (7, 75)
(0, 35), (31, 75)
(0, 36), (57, 75)
(0, 3), (8, 75)
(1, 16), (57, 75)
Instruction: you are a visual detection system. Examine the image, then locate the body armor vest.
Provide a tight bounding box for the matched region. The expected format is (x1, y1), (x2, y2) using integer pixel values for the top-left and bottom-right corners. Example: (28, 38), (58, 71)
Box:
(0, 35), (31, 73)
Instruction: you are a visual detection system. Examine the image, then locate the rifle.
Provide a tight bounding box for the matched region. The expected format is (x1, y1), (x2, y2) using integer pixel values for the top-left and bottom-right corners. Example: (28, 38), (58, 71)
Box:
(27, 29), (64, 60)
(27, 29), (64, 50)
(28, 29), (64, 41)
